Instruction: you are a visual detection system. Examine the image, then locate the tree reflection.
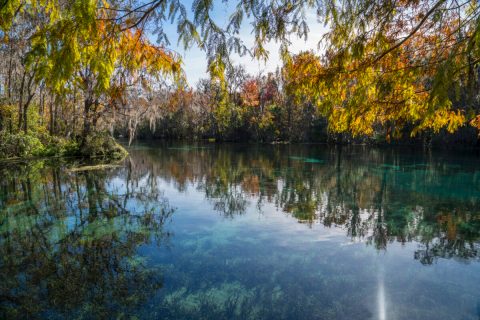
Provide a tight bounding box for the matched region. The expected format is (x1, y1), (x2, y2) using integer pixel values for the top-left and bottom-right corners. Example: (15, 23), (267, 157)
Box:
(126, 143), (480, 264)
(0, 162), (174, 319)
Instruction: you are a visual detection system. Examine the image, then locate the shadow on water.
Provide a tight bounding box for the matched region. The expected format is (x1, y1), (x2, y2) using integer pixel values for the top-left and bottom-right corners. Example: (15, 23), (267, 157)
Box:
(1, 144), (480, 319)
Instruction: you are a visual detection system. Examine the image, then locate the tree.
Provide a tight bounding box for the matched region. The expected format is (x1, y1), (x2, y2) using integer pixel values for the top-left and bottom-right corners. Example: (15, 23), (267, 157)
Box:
(315, 0), (478, 137)
(3, 0), (480, 150)
(29, 2), (182, 140)
(1, 0), (183, 150)
(241, 79), (260, 108)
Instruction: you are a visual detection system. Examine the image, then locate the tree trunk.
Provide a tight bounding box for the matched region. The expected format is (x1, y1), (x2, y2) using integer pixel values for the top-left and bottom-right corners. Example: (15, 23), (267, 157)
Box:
(53, 101), (58, 134)
(22, 103), (28, 133)
(82, 97), (93, 140)
(6, 44), (14, 102)
(22, 93), (35, 133)
(49, 96), (54, 135)
(18, 71), (26, 130)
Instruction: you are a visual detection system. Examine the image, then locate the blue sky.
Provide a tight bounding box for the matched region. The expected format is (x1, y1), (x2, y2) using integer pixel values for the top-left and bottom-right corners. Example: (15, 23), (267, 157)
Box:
(159, 1), (326, 86)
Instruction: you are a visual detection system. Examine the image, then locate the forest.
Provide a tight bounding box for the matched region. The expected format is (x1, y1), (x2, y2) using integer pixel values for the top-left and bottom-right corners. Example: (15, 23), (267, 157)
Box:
(1, 0), (480, 159)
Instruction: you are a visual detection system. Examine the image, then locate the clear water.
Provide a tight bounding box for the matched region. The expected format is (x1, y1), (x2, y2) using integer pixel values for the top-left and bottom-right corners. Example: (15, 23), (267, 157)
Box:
(1, 143), (480, 319)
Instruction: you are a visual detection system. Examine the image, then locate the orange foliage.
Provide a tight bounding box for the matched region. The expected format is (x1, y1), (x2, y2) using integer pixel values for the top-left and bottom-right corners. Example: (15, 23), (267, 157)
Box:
(241, 79), (260, 107)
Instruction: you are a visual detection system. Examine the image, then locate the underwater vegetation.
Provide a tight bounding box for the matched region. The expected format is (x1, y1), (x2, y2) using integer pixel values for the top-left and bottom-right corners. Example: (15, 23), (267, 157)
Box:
(1, 144), (480, 319)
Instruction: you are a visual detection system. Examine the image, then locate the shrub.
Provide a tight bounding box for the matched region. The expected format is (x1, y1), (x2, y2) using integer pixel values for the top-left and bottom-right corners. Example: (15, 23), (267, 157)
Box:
(41, 135), (80, 157)
(0, 132), (45, 158)
(0, 130), (127, 160)
(80, 133), (128, 159)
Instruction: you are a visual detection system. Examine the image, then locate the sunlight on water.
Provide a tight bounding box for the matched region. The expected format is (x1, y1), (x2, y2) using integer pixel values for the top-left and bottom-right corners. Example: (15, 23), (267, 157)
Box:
(1, 144), (480, 319)
(377, 264), (386, 320)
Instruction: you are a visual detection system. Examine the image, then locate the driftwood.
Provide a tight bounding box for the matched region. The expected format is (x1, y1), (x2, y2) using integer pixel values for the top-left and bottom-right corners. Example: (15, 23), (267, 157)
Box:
(67, 164), (122, 172)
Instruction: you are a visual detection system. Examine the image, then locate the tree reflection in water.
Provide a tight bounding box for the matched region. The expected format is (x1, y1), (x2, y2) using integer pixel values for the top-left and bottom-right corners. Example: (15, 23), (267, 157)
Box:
(1, 145), (480, 319)
(127, 144), (480, 265)
(0, 161), (174, 319)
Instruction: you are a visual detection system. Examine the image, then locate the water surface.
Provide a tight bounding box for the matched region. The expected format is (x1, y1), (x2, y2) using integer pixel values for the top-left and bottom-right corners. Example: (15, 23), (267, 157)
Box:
(1, 144), (480, 319)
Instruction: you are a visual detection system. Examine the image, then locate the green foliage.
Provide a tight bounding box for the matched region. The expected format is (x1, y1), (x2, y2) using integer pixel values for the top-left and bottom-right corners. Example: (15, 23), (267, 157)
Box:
(0, 131), (45, 158)
(80, 132), (128, 159)
(0, 105), (17, 131)
(0, 130), (84, 159)
(2, 0), (480, 152)
(41, 135), (79, 156)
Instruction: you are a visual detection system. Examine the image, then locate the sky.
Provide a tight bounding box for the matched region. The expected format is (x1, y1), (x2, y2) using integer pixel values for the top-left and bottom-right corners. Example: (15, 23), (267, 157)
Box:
(159, 1), (327, 86)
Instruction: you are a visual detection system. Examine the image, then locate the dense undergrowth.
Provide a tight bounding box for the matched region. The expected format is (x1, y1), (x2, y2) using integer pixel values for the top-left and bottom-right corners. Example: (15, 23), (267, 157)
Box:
(0, 102), (127, 160)
(0, 130), (127, 160)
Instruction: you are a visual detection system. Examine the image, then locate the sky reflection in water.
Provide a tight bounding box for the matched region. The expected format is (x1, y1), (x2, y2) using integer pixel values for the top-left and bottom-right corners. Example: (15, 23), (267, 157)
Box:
(1, 144), (480, 319)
